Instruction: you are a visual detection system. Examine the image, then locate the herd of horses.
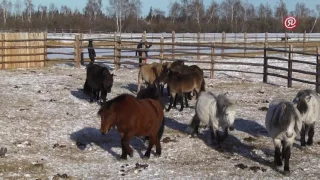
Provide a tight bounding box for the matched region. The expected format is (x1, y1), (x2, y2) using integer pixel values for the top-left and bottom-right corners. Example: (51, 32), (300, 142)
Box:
(82, 60), (320, 175)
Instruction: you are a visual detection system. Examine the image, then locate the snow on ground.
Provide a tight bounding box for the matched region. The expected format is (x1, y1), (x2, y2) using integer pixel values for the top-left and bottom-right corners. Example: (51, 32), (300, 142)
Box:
(1, 55), (320, 179)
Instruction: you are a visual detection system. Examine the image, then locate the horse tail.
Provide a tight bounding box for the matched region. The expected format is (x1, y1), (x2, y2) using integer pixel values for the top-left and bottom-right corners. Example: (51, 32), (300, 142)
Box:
(157, 117), (165, 140)
(200, 78), (205, 92)
(273, 102), (297, 138)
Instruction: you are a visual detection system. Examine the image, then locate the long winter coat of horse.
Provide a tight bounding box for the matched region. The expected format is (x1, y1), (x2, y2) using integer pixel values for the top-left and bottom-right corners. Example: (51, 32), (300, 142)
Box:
(265, 99), (302, 174)
(187, 92), (236, 149)
(293, 89), (320, 146)
(137, 62), (169, 93)
(98, 94), (164, 160)
(84, 63), (114, 103)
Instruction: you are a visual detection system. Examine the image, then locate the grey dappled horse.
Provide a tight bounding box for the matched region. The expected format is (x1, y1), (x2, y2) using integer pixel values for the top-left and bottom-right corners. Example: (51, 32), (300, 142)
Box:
(265, 99), (302, 175)
(293, 89), (320, 146)
(187, 91), (236, 149)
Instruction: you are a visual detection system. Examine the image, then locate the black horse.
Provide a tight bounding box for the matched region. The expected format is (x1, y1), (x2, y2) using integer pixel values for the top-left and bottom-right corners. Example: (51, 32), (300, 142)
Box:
(83, 63), (114, 104)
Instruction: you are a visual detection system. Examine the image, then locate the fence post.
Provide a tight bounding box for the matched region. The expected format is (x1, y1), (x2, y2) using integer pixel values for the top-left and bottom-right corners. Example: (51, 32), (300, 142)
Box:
(197, 32), (200, 60)
(303, 30), (306, 53)
(263, 43), (268, 83)
(74, 35), (80, 68)
(142, 31), (147, 65)
(222, 31), (225, 58)
(210, 42), (215, 79)
(160, 37), (164, 64)
(172, 31), (175, 60)
(1, 33), (4, 69)
(288, 45), (293, 88)
(244, 32), (247, 57)
(44, 32), (47, 67)
(284, 32), (288, 56)
(265, 32), (268, 44)
(316, 47), (320, 93)
(114, 34), (120, 70)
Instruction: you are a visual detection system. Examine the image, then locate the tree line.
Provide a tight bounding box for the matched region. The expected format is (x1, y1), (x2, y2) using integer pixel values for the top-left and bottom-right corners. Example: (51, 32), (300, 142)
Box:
(0, 0), (319, 33)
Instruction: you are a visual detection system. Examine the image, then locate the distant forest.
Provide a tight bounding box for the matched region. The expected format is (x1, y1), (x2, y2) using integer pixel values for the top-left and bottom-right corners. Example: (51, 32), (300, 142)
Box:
(0, 0), (319, 33)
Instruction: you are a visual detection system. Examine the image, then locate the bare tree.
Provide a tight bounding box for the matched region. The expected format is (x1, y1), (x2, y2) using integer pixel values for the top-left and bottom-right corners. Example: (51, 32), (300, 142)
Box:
(1, 0), (12, 25)
(108, 0), (141, 33)
(84, 0), (102, 23)
(14, 0), (23, 21)
(169, 1), (180, 24)
(310, 4), (320, 33)
(24, 0), (34, 23)
(205, 0), (218, 24)
(190, 0), (205, 31)
(38, 4), (47, 22)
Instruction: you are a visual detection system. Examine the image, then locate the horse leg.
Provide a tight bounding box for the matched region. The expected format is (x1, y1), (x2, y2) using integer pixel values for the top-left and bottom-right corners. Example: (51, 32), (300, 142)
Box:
(307, 122), (315, 146)
(160, 85), (164, 96)
(155, 136), (161, 157)
(190, 114), (200, 137)
(120, 138), (128, 160)
(273, 139), (283, 166)
(101, 89), (107, 104)
(144, 135), (155, 159)
(179, 94), (184, 112)
(173, 94), (178, 108)
(166, 93), (175, 112)
(283, 143), (291, 174)
(300, 124), (307, 146)
(209, 126), (221, 149)
(220, 127), (229, 142)
(184, 93), (189, 107)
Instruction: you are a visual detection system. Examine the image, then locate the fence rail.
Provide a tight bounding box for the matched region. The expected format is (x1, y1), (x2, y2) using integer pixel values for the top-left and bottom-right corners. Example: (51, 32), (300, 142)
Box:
(1, 31), (320, 92)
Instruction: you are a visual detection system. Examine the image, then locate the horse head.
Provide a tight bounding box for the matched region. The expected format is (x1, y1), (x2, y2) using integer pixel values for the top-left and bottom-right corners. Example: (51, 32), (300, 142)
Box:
(102, 69), (114, 93)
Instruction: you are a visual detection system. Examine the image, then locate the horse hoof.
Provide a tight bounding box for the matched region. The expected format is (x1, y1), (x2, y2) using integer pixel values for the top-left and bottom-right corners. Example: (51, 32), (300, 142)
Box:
(165, 109), (170, 112)
(128, 152), (133, 158)
(155, 153), (161, 157)
(283, 170), (290, 176)
(179, 109), (183, 112)
(119, 156), (127, 161)
(143, 155), (150, 160)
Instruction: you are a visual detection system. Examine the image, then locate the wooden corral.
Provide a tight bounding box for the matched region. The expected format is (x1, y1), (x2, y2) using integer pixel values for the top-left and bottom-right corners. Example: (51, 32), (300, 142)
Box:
(0, 32), (45, 69)
(1, 31), (320, 93)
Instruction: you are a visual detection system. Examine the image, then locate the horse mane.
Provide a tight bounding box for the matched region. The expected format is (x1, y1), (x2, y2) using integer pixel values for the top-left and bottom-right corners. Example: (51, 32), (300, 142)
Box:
(216, 94), (234, 115)
(271, 101), (299, 132)
(295, 89), (313, 114)
(97, 94), (133, 116)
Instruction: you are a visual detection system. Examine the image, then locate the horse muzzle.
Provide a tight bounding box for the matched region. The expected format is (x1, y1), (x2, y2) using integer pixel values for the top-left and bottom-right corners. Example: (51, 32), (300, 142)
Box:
(229, 125), (235, 131)
(100, 130), (108, 135)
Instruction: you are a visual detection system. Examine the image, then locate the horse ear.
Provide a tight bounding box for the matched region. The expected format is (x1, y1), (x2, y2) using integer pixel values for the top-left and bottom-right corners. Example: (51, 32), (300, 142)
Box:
(305, 95), (311, 102)
(281, 103), (287, 113)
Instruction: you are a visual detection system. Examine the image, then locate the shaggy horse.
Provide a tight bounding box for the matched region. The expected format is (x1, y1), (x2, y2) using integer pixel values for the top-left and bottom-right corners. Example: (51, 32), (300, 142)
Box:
(84, 63), (114, 103)
(163, 62), (205, 101)
(187, 92), (236, 149)
(137, 62), (170, 94)
(293, 89), (320, 146)
(265, 99), (302, 174)
(164, 68), (205, 112)
(98, 94), (164, 160)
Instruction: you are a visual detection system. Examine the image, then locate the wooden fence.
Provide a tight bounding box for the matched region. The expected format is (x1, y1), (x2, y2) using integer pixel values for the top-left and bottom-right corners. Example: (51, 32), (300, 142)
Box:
(0, 32), (45, 69)
(1, 31), (320, 93)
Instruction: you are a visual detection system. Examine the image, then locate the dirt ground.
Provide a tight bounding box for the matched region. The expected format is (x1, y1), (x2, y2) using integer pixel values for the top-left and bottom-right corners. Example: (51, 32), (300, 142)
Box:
(0, 61), (320, 180)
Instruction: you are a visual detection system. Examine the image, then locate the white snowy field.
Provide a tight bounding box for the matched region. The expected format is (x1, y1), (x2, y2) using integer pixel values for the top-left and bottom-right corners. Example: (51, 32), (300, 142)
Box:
(1, 55), (320, 179)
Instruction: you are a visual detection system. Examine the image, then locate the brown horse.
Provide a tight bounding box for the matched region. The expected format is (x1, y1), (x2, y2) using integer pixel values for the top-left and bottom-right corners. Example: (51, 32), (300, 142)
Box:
(164, 69), (205, 112)
(137, 62), (171, 95)
(98, 94), (165, 160)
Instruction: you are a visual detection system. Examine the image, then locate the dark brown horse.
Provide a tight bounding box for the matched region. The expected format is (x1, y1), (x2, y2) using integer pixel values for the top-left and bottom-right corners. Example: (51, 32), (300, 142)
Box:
(165, 69), (205, 112)
(98, 94), (165, 160)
